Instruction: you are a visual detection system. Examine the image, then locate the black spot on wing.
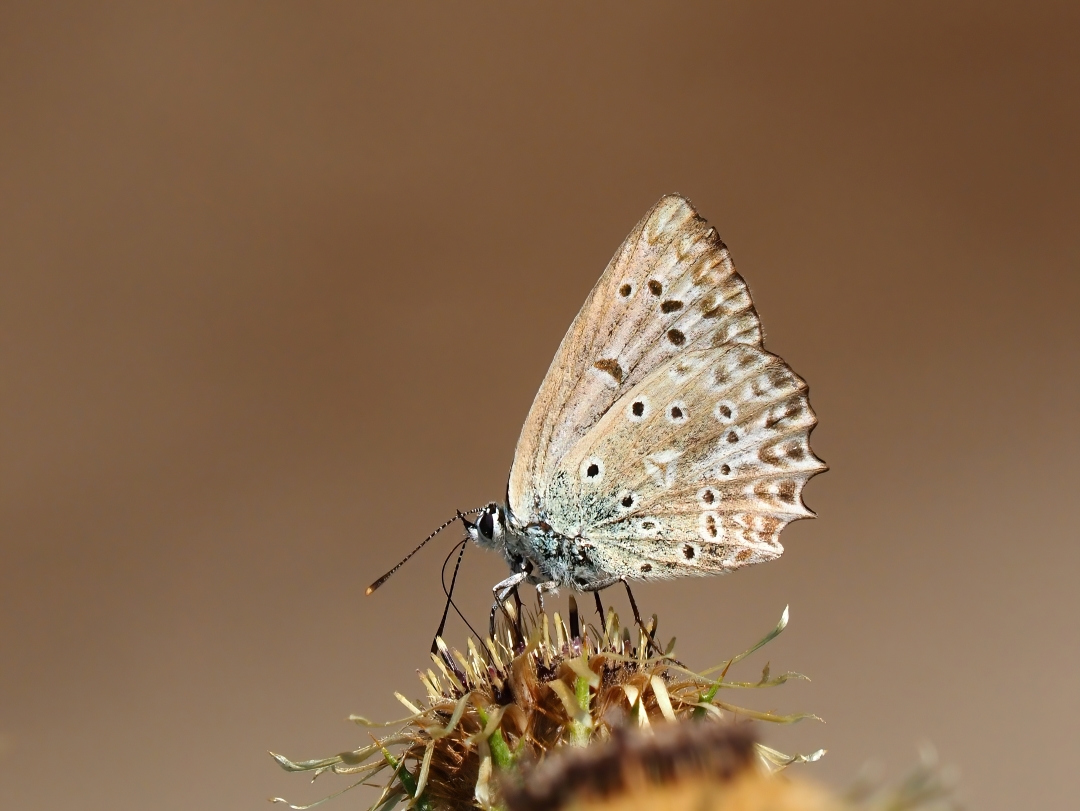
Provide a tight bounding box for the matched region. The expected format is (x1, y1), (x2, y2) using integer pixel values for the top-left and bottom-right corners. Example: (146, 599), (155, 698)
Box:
(593, 358), (624, 383)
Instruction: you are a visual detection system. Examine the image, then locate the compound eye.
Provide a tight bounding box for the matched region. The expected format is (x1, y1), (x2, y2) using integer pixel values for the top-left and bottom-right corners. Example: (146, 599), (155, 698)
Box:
(478, 510), (495, 540)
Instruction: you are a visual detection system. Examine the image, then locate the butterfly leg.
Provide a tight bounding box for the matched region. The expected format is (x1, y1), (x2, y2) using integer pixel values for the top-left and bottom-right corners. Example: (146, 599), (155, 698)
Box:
(622, 579), (662, 657)
(533, 581), (560, 615)
(489, 571), (528, 641)
(593, 590), (605, 620)
(511, 587), (525, 641)
(489, 588), (527, 650)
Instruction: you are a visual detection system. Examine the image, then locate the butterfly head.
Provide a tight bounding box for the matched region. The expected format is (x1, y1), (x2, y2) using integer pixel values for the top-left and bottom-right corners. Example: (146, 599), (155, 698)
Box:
(463, 503), (507, 551)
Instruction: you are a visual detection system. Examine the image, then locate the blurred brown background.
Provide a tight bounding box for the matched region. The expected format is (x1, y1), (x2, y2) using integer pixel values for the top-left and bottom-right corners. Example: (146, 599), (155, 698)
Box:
(2, 2), (1078, 809)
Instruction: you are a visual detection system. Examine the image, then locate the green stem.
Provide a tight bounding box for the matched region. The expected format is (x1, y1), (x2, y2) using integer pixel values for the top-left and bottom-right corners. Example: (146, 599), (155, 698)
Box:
(569, 673), (592, 746)
(693, 682), (722, 720)
(379, 748), (433, 811)
(475, 705), (515, 769)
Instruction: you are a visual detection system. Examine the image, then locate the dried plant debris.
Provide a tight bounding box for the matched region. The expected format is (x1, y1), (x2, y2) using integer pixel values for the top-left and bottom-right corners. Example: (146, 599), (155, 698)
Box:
(270, 601), (823, 810)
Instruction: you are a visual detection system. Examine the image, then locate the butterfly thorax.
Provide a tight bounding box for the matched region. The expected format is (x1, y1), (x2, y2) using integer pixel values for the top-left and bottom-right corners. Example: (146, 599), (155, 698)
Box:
(466, 503), (620, 592)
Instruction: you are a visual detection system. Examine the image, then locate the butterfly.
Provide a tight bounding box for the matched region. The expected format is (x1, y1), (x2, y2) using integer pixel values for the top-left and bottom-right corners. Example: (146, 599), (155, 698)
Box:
(370, 195), (825, 623)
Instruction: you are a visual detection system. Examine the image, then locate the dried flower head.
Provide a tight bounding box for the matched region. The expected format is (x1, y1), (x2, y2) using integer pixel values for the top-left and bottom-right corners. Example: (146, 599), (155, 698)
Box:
(501, 723), (959, 811)
(272, 600), (820, 810)
(501, 717), (761, 811)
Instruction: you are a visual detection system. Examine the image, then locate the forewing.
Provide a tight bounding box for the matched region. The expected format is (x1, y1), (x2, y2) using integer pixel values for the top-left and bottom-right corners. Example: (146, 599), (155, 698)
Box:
(508, 195), (763, 522)
(541, 344), (826, 580)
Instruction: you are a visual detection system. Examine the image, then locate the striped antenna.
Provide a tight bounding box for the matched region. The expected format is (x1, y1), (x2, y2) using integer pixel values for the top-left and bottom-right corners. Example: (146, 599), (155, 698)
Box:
(365, 506), (486, 595)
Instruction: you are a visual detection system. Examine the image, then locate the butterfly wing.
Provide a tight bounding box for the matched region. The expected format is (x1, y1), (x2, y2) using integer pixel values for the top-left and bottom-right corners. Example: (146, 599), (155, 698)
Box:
(508, 195), (763, 523)
(542, 343), (826, 580)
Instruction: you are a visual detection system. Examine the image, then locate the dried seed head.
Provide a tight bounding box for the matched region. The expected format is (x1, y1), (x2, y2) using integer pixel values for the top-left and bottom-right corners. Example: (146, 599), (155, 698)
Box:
(271, 603), (822, 811)
(501, 721), (758, 811)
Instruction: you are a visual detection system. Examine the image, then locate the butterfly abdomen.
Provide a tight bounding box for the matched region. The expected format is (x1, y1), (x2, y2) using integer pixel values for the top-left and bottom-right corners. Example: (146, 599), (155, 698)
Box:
(508, 522), (621, 591)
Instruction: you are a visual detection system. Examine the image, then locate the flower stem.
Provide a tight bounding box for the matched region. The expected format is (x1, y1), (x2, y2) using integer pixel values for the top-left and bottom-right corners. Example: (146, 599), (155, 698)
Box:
(569, 673), (592, 747)
(475, 705), (515, 770)
(379, 748), (433, 811)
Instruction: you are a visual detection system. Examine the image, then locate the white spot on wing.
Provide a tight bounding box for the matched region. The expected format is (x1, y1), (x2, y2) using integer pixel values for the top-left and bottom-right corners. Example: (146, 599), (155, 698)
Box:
(625, 396), (651, 423)
(666, 355), (704, 383)
(714, 401), (736, 423)
(665, 401), (688, 424)
(699, 511), (720, 540)
(644, 449), (682, 489)
(580, 456), (606, 484)
(636, 517), (662, 536)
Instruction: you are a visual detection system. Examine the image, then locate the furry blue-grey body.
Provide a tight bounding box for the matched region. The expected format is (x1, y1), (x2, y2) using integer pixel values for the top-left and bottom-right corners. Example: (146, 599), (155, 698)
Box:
(467, 502), (621, 592)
